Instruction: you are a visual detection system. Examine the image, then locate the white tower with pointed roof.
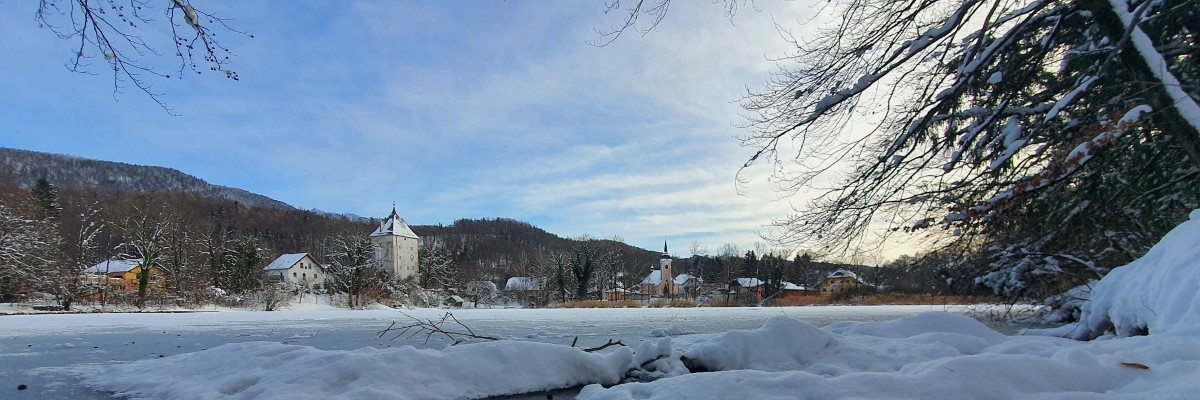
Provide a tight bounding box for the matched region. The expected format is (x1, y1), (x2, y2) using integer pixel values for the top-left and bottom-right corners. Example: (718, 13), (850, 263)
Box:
(370, 206), (420, 280)
(658, 241), (679, 296)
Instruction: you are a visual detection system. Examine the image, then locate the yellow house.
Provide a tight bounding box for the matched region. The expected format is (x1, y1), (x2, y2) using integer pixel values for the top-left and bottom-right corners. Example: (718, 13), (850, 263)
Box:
(818, 268), (868, 296)
(84, 259), (167, 292)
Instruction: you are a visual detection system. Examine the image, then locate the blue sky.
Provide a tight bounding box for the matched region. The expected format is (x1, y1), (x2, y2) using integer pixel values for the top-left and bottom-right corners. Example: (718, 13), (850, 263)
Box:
(0, 1), (846, 257)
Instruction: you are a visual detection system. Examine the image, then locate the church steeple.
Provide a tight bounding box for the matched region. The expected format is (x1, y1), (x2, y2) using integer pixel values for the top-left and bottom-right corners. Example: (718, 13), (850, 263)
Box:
(661, 241), (670, 259)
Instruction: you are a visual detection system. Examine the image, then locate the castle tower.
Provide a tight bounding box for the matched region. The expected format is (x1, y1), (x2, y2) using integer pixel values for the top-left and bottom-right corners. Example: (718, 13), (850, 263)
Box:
(370, 206), (420, 280)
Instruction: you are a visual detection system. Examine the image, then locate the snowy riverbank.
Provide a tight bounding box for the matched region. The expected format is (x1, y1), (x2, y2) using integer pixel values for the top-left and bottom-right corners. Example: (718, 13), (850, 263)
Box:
(5, 210), (1198, 399)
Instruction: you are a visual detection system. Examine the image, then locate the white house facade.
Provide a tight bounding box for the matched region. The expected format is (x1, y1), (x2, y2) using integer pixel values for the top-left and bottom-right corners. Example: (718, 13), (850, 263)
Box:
(263, 253), (326, 287)
(371, 207), (420, 281)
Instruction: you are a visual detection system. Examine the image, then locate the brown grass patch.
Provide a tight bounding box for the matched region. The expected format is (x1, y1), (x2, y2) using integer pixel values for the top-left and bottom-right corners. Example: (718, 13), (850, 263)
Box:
(649, 299), (697, 308)
(704, 299), (744, 307)
(772, 296), (832, 306)
(826, 293), (1002, 305)
(562, 300), (639, 308)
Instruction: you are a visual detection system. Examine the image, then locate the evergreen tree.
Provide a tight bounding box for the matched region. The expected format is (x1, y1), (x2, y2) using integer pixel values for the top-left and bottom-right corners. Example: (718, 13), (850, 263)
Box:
(570, 248), (595, 300)
(741, 250), (758, 278)
(761, 254), (786, 302)
(29, 177), (62, 222)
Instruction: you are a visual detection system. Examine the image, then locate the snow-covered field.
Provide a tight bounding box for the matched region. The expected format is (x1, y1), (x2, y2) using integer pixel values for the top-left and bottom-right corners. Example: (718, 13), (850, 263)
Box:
(4, 210), (1199, 399)
(2, 304), (971, 399)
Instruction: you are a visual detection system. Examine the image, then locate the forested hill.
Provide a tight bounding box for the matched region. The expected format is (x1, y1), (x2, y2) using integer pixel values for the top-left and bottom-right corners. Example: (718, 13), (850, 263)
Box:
(0, 146), (662, 283)
(0, 147), (292, 210)
(411, 218), (663, 284)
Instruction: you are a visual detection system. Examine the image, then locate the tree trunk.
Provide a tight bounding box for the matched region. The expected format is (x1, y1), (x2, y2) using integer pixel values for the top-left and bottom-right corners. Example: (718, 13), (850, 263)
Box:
(137, 268), (150, 309)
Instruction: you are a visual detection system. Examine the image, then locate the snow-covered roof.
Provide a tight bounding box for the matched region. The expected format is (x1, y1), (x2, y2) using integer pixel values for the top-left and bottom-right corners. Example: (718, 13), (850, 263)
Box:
(731, 278), (764, 288)
(263, 253), (313, 271)
(84, 259), (143, 274)
(826, 268), (864, 282)
(782, 282), (809, 291)
(370, 207), (419, 239)
(505, 277), (545, 291)
(675, 274), (701, 285)
(642, 270), (663, 285)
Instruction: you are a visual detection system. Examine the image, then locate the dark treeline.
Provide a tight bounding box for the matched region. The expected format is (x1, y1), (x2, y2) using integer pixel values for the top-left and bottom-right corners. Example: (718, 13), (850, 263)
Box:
(0, 174), (666, 308)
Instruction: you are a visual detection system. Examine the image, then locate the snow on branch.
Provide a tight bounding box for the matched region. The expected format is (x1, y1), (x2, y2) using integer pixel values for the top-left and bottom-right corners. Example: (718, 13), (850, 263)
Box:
(1107, 0), (1200, 136)
(962, 105), (1153, 220)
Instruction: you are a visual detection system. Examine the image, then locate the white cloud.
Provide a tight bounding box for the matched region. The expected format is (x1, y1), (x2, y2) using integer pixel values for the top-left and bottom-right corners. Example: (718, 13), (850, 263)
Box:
(6, 1), (904, 257)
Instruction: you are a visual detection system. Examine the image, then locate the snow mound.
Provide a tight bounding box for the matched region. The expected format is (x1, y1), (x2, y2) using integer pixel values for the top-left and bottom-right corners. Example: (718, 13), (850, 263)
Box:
(681, 316), (831, 372)
(583, 314), (1200, 400)
(680, 313), (1004, 375)
(76, 340), (633, 400)
(1059, 209), (1200, 339)
(826, 311), (1004, 343)
(648, 323), (687, 337)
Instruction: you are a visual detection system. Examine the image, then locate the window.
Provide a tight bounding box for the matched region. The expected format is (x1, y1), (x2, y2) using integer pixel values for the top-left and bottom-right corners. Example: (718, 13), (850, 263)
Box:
(293, 272), (297, 277)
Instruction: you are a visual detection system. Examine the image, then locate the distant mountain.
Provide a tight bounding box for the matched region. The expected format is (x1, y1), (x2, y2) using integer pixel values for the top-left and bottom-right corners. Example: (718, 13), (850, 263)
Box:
(0, 147), (292, 210)
(308, 208), (371, 222)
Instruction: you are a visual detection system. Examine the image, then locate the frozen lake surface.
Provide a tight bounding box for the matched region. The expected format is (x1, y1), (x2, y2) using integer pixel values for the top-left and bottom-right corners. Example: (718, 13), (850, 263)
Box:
(0, 305), (1011, 399)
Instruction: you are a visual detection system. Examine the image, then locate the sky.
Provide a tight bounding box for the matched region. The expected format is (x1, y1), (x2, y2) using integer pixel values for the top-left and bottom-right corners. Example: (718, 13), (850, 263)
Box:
(0, 1), (908, 261)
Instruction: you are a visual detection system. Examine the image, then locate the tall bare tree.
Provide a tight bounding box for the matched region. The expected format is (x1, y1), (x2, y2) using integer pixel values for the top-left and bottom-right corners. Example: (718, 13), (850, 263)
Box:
(49, 202), (104, 310)
(324, 233), (386, 308)
(0, 203), (55, 301)
(603, 0), (1200, 302)
(34, 0), (251, 112)
(117, 201), (172, 308)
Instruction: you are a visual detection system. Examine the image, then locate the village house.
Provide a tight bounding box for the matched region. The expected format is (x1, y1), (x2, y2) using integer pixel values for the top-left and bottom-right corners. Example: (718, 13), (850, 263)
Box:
(263, 253), (325, 288)
(370, 206), (420, 280)
(726, 278), (764, 302)
(605, 288), (627, 301)
(639, 242), (680, 297)
(504, 276), (547, 305)
(673, 273), (703, 298)
(819, 268), (870, 296)
(83, 259), (166, 292)
(727, 278), (812, 302)
(780, 282), (814, 299)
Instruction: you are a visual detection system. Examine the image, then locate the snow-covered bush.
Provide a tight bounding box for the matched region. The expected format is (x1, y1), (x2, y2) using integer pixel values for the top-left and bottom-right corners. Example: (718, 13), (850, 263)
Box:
(243, 283), (297, 311)
(1048, 210), (1200, 339)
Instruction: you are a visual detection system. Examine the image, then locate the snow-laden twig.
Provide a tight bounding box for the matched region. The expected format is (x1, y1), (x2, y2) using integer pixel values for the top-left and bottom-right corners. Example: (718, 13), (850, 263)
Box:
(377, 311), (500, 345)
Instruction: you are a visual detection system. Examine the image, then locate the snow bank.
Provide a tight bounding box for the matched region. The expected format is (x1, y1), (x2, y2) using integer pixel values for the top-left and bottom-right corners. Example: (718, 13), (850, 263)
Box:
(1057, 210), (1200, 339)
(679, 313), (1004, 375)
(75, 340), (633, 400)
(579, 212), (1200, 399)
(54, 306), (1200, 399)
(583, 313), (1200, 400)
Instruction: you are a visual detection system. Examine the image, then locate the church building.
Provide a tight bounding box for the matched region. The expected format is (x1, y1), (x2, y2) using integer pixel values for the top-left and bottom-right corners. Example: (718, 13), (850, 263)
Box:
(371, 206), (420, 281)
(640, 242), (680, 297)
